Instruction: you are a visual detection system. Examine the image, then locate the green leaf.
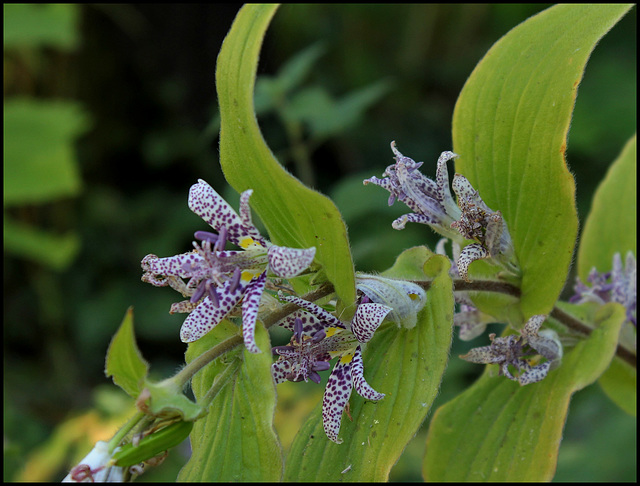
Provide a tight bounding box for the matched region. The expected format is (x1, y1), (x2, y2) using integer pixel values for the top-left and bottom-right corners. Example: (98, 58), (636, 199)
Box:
(105, 307), (149, 398)
(423, 302), (626, 481)
(577, 134), (636, 279)
(598, 357), (636, 417)
(575, 134), (636, 417)
(452, 4), (633, 318)
(216, 4), (356, 308)
(284, 252), (453, 481)
(3, 215), (80, 270)
(178, 321), (283, 481)
(3, 4), (79, 50)
(4, 98), (89, 205)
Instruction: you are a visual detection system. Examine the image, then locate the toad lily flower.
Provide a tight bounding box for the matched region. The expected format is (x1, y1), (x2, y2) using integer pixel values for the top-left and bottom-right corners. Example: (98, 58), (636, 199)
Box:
(570, 251), (636, 327)
(364, 141), (462, 240)
(460, 315), (563, 385)
(364, 142), (519, 282)
(272, 294), (392, 443)
(141, 179), (316, 353)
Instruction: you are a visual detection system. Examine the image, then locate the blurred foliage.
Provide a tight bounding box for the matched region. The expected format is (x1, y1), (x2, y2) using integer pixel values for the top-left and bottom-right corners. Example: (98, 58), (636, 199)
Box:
(3, 4), (635, 482)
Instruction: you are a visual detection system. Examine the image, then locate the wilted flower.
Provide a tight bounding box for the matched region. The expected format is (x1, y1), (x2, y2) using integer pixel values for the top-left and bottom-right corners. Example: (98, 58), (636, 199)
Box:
(272, 295), (391, 443)
(450, 174), (517, 281)
(460, 315), (562, 385)
(62, 441), (124, 482)
(570, 251), (636, 327)
(356, 273), (426, 329)
(142, 179), (315, 353)
(364, 143), (519, 282)
(364, 141), (462, 240)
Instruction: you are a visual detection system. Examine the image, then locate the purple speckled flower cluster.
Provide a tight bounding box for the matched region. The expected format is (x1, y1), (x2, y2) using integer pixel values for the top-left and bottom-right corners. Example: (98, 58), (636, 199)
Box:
(460, 315), (563, 385)
(570, 251), (636, 327)
(364, 142), (518, 281)
(142, 179), (315, 353)
(272, 294), (391, 443)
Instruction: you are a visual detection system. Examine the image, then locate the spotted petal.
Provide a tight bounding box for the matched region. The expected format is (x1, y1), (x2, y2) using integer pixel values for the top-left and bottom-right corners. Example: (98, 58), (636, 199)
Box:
(267, 245), (316, 278)
(351, 345), (384, 401)
(277, 310), (329, 336)
(280, 294), (345, 329)
(188, 179), (266, 248)
(179, 279), (248, 343)
(518, 361), (552, 386)
(322, 354), (354, 444)
(271, 358), (292, 385)
(456, 243), (489, 282)
(351, 303), (392, 343)
(141, 252), (206, 279)
(241, 271), (267, 354)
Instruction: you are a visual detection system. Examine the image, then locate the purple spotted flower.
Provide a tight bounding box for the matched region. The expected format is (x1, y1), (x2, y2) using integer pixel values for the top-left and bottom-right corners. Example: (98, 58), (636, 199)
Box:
(141, 179), (316, 353)
(460, 315), (563, 385)
(272, 295), (391, 443)
(364, 142), (519, 282)
(364, 141), (461, 240)
(570, 251), (636, 327)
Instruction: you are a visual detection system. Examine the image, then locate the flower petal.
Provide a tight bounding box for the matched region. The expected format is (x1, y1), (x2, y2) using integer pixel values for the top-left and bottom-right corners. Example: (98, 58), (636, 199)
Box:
(518, 361), (551, 386)
(188, 179), (266, 248)
(351, 303), (391, 343)
(456, 243), (489, 282)
(280, 295), (345, 329)
(179, 279), (247, 343)
(351, 346), (384, 401)
(267, 245), (316, 278)
(241, 272), (267, 354)
(322, 355), (354, 444)
(271, 359), (292, 385)
(142, 252), (205, 279)
(277, 310), (329, 336)
(459, 344), (504, 364)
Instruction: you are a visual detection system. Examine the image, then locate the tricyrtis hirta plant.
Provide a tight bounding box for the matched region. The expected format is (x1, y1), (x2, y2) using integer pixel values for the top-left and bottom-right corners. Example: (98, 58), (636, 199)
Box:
(69, 4), (635, 483)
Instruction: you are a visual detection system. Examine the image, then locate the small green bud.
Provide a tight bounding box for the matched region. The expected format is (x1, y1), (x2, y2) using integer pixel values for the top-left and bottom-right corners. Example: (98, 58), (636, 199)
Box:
(356, 273), (426, 329)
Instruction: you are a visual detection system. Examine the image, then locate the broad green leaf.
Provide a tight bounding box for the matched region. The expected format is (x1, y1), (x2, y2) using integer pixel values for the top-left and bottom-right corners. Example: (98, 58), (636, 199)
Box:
(452, 4), (633, 318)
(105, 307), (149, 398)
(3, 215), (80, 270)
(284, 252), (453, 482)
(598, 357), (636, 417)
(4, 98), (89, 205)
(423, 302), (625, 481)
(178, 321), (282, 481)
(577, 134), (636, 279)
(216, 4), (356, 309)
(575, 134), (636, 417)
(3, 4), (79, 50)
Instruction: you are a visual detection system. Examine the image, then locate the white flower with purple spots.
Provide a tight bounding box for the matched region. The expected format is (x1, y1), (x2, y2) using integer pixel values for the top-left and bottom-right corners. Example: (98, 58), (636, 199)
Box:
(141, 179), (316, 353)
(271, 295), (391, 443)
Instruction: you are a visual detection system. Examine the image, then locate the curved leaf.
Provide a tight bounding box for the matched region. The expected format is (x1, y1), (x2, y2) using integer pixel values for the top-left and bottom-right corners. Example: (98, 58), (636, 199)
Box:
(452, 4), (633, 318)
(216, 4), (356, 308)
(577, 134), (636, 279)
(423, 302), (625, 481)
(178, 321), (282, 481)
(105, 307), (149, 398)
(284, 252), (453, 481)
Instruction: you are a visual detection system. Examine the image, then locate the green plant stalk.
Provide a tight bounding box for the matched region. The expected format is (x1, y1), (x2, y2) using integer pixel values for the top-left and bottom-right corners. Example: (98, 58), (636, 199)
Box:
(107, 410), (147, 454)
